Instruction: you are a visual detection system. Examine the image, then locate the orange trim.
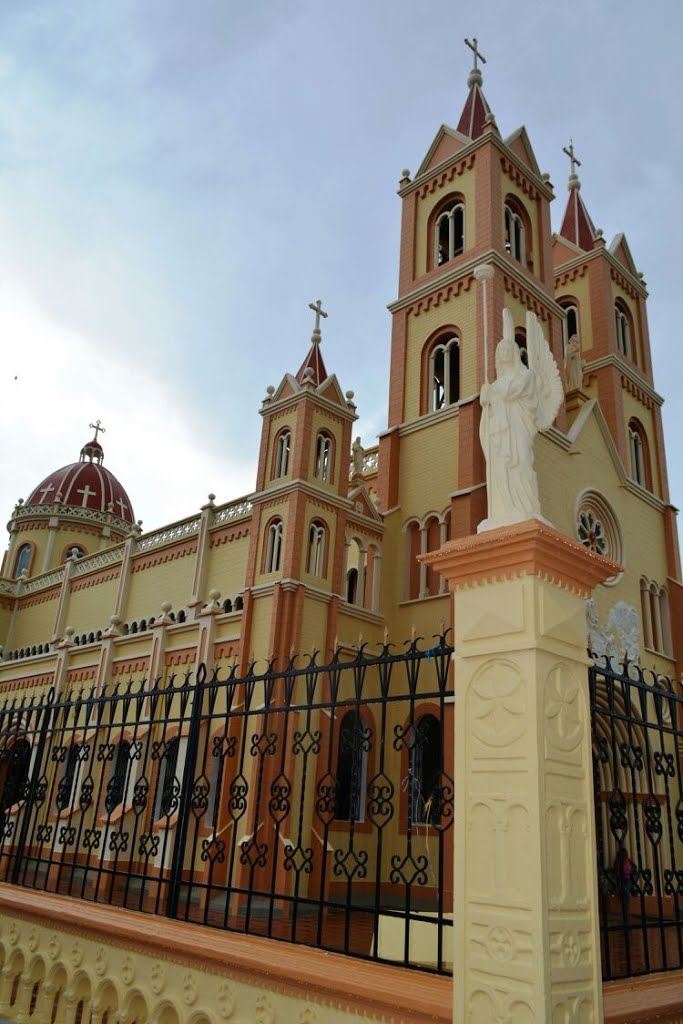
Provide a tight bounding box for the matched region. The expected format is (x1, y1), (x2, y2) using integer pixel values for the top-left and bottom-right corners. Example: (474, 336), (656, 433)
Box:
(0, 886), (452, 1023)
(420, 518), (620, 597)
(603, 969), (683, 1023)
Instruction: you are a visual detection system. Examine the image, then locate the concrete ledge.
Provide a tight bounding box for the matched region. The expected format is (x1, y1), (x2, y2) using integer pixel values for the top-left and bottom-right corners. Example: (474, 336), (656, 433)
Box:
(604, 970), (683, 1023)
(0, 884), (452, 1023)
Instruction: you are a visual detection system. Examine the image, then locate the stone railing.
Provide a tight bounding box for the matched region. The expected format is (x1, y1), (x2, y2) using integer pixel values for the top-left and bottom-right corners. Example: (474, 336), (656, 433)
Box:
(12, 502), (132, 534)
(212, 497), (253, 525)
(0, 579), (16, 596)
(72, 544), (125, 577)
(22, 567), (65, 594)
(363, 449), (379, 473)
(136, 517), (202, 553)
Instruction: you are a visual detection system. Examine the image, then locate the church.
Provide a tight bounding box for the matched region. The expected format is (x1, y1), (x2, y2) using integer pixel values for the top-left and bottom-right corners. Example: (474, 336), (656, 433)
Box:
(0, 39), (680, 1024)
(0, 45), (678, 689)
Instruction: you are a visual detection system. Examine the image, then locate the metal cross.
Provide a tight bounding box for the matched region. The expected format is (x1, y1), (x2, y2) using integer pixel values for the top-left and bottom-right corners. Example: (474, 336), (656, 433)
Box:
(464, 37), (486, 70)
(563, 139), (581, 177)
(89, 419), (106, 441)
(308, 299), (328, 334)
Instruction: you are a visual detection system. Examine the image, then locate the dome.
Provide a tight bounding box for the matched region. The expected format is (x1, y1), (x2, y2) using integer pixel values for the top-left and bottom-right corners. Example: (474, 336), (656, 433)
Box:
(25, 431), (135, 526)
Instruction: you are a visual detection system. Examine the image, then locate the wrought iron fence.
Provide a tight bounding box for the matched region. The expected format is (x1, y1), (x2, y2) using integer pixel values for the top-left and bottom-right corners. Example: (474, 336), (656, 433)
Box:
(591, 656), (683, 980)
(0, 634), (454, 974)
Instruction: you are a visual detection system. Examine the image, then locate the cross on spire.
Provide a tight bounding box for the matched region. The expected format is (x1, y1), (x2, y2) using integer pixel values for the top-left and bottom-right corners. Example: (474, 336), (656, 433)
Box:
(563, 139), (581, 178)
(89, 419), (106, 442)
(308, 299), (328, 343)
(464, 37), (486, 72)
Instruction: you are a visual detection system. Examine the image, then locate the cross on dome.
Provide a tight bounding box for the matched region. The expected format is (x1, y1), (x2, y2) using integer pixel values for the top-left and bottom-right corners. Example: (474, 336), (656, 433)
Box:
(89, 419), (106, 442)
(308, 299), (328, 344)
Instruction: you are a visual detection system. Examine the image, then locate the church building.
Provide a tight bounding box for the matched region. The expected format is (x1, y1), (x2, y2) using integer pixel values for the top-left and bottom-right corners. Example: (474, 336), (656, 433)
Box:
(0, 47), (678, 693)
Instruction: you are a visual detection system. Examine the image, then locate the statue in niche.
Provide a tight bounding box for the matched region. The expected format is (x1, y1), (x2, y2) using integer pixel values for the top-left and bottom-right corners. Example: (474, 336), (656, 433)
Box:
(479, 309), (564, 531)
(564, 333), (584, 392)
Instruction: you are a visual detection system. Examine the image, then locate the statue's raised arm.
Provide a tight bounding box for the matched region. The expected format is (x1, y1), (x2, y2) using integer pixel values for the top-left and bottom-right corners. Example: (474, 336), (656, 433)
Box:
(478, 309), (563, 532)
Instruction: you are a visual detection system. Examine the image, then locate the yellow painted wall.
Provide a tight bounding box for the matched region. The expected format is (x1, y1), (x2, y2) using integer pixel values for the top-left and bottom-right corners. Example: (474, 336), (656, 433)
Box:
(205, 532), (249, 600)
(65, 577), (119, 637)
(126, 551), (197, 622)
(10, 594), (59, 648)
(397, 417), (458, 519)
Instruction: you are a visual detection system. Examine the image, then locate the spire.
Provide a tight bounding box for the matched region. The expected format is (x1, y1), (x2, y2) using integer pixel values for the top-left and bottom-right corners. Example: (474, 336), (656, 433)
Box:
(295, 299), (329, 386)
(456, 37), (491, 140)
(558, 140), (596, 251)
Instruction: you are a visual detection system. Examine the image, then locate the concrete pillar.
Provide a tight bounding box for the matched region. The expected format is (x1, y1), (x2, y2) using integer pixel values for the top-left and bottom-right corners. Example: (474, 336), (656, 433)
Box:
(423, 519), (619, 1023)
(189, 494), (216, 615)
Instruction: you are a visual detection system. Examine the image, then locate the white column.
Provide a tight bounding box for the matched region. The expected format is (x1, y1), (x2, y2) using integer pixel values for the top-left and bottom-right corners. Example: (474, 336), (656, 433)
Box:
(189, 495), (216, 616)
(370, 551), (382, 613)
(356, 548), (367, 610)
(418, 526), (428, 599)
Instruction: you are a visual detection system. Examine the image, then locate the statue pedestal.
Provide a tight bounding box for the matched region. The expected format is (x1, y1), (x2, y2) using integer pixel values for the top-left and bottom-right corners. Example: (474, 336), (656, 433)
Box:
(422, 519), (620, 1023)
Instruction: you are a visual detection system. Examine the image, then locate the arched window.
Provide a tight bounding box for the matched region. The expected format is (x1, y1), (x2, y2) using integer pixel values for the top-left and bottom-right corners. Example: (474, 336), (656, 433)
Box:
(153, 736), (180, 820)
(307, 520), (326, 576)
(315, 432), (333, 482)
(434, 200), (465, 267)
(13, 544), (32, 579)
(346, 567), (358, 604)
(56, 744), (81, 812)
(409, 714), (442, 825)
(265, 518), (283, 573)
(628, 420), (650, 488)
(515, 328), (528, 368)
(104, 740), (131, 814)
(274, 429), (291, 478)
(334, 711), (369, 822)
(429, 334), (460, 412)
(615, 301), (632, 358)
(0, 739), (31, 815)
(504, 199), (528, 264)
(559, 300), (580, 354)
(641, 578), (672, 657)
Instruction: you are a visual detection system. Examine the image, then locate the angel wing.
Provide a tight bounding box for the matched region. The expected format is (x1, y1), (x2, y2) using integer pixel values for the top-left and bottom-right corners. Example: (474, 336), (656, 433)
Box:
(526, 310), (564, 431)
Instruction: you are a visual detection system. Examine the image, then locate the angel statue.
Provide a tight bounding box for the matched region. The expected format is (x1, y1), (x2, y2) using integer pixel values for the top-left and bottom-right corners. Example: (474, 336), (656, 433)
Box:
(478, 308), (564, 531)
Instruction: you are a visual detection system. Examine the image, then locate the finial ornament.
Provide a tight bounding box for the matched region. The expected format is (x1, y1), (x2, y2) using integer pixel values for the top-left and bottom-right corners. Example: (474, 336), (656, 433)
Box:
(89, 419), (106, 442)
(308, 299), (328, 344)
(563, 139), (581, 189)
(464, 37), (486, 71)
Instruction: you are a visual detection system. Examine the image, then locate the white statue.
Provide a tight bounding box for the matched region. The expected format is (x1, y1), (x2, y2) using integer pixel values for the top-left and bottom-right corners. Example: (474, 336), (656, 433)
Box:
(351, 436), (364, 477)
(564, 334), (583, 392)
(479, 309), (563, 531)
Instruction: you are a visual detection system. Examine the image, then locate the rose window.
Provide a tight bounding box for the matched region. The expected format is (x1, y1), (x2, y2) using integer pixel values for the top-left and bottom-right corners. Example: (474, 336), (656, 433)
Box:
(577, 510), (607, 555)
(575, 490), (623, 585)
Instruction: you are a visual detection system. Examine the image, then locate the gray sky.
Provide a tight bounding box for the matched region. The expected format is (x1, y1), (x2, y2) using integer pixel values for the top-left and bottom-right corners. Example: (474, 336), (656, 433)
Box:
(0, 0), (681, 537)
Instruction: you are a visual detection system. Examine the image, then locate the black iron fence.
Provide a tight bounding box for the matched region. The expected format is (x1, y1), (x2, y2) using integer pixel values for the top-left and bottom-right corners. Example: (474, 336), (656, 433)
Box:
(0, 634), (454, 974)
(591, 656), (683, 980)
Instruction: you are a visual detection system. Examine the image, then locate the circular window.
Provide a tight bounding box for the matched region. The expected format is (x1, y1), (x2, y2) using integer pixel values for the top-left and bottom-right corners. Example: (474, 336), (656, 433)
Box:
(575, 490), (623, 585)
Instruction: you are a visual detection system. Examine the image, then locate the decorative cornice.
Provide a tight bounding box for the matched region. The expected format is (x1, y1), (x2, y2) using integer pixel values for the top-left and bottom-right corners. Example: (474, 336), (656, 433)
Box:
(421, 518), (620, 597)
(553, 244), (648, 299)
(389, 249), (563, 319)
(583, 355), (661, 406)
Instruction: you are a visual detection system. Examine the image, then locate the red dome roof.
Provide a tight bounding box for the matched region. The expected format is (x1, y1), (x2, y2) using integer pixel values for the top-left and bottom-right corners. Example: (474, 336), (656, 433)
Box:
(26, 436), (135, 525)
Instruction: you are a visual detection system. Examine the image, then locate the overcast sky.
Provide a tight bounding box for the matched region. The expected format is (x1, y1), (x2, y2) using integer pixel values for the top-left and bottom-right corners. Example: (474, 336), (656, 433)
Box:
(0, 0), (681, 540)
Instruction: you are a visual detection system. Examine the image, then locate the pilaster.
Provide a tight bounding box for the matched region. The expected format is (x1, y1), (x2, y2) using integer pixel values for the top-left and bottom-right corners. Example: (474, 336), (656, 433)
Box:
(423, 519), (618, 1022)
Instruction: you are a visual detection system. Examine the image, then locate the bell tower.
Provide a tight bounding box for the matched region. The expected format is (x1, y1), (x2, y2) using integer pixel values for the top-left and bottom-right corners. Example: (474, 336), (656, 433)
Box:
(239, 302), (358, 667)
(378, 40), (564, 592)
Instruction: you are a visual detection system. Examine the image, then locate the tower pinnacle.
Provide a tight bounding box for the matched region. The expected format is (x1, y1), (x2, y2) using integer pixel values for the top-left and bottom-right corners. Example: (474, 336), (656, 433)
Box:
(562, 139), (582, 191)
(558, 140), (596, 251)
(296, 299), (329, 385)
(457, 38), (491, 140)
